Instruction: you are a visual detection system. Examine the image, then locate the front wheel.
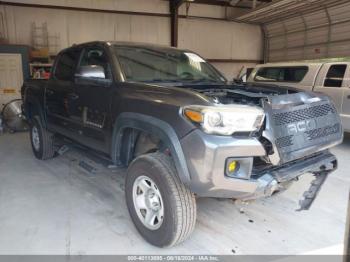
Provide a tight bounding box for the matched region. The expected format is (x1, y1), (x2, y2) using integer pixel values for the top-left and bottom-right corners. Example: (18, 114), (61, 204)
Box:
(30, 116), (56, 160)
(125, 152), (197, 247)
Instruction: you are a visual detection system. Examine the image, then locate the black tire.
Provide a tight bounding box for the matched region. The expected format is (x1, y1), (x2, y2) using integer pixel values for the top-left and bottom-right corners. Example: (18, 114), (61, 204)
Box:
(125, 152), (197, 247)
(29, 116), (55, 160)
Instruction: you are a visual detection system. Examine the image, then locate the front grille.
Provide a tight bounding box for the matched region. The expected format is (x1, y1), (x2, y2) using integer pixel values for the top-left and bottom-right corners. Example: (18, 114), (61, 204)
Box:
(265, 96), (342, 165)
(276, 135), (293, 148)
(273, 104), (336, 126)
(305, 123), (341, 141)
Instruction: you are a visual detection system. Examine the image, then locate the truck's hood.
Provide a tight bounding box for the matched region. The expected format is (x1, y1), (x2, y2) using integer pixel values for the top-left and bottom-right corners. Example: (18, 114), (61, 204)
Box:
(188, 83), (300, 107)
(185, 82), (299, 94)
(123, 81), (302, 108)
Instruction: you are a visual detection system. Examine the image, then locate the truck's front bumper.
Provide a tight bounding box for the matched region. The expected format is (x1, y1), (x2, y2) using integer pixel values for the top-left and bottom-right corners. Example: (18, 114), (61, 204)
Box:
(180, 129), (338, 199)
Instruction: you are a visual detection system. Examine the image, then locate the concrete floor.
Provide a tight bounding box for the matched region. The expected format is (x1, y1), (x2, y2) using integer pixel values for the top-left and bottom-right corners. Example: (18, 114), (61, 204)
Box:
(0, 132), (349, 255)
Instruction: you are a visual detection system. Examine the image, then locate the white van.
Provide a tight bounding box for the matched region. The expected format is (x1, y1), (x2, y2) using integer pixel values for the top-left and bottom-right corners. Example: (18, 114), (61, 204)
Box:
(247, 60), (350, 131)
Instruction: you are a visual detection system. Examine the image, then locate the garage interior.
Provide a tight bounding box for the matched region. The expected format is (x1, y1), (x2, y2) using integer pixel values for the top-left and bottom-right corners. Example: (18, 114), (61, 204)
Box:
(0, 0), (349, 255)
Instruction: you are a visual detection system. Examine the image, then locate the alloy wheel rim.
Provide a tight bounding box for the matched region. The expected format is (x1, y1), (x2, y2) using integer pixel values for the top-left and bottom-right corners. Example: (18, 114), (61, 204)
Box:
(32, 126), (40, 151)
(132, 175), (164, 230)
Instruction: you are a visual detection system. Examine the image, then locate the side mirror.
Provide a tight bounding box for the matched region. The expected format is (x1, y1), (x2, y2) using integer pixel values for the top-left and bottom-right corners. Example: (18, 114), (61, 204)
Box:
(75, 65), (106, 79)
(232, 78), (243, 84)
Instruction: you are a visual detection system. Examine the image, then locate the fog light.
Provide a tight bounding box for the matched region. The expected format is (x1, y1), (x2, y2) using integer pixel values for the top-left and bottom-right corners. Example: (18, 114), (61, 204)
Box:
(228, 160), (237, 173)
(226, 159), (240, 177)
(225, 158), (252, 179)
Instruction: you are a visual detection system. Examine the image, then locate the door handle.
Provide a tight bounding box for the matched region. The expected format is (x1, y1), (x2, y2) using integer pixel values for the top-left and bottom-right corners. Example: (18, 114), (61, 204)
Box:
(67, 93), (79, 100)
(46, 89), (54, 96)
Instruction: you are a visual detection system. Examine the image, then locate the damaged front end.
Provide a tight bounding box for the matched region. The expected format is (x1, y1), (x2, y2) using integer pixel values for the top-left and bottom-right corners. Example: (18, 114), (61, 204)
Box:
(184, 85), (343, 210)
(249, 151), (337, 211)
(258, 91), (342, 210)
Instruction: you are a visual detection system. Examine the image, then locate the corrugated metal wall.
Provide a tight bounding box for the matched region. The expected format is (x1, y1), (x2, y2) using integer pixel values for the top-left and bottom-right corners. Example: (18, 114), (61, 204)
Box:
(178, 18), (262, 77)
(1, 1), (171, 53)
(265, 1), (350, 62)
(0, 0), (263, 79)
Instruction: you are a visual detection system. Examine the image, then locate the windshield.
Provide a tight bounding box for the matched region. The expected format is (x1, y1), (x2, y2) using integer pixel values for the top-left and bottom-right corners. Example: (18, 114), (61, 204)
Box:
(113, 45), (226, 84)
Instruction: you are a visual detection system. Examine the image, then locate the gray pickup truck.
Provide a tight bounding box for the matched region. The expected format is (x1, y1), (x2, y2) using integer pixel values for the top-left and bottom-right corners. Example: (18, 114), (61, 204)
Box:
(22, 41), (343, 247)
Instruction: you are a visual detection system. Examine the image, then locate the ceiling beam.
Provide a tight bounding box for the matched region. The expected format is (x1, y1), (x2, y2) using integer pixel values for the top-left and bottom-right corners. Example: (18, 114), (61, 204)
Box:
(0, 0), (170, 17)
(165, 0), (272, 9)
(191, 0), (271, 5)
(170, 0), (185, 47)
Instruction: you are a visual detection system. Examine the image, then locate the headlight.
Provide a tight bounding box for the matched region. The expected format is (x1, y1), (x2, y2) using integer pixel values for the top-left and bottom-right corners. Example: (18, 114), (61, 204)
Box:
(183, 105), (265, 136)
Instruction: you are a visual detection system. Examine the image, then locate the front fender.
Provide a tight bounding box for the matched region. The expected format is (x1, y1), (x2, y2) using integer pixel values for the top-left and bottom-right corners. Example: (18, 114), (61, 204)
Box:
(111, 112), (191, 186)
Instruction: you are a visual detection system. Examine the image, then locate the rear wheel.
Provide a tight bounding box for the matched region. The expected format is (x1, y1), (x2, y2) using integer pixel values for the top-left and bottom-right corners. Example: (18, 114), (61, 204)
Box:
(125, 152), (196, 247)
(30, 116), (56, 160)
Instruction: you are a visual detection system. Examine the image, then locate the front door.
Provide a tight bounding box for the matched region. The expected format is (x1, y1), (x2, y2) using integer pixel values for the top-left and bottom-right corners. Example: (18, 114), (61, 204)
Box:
(71, 46), (113, 153)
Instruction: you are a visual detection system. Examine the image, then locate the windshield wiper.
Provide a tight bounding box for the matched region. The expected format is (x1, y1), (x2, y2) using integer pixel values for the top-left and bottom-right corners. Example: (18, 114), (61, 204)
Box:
(184, 78), (222, 84)
(144, 79), (181, 83)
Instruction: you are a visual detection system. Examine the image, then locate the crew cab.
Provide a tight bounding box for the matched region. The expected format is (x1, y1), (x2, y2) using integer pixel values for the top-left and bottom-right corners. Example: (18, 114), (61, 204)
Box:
(247, 60), (350, 131)
(22, 41), (343, 247)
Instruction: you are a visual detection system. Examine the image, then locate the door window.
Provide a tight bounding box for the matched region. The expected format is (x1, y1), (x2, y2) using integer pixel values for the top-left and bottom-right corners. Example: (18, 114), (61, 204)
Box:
(79, 48), (111, 79)
(324, 64), (347, 87)
(54, 49), (80, 81)
(254, 67), (308, 82)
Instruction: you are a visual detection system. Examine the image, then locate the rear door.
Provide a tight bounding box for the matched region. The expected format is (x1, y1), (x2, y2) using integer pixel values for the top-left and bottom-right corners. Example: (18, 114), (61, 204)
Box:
(45, 48), (81, 138)
(313, 63), (347, 114)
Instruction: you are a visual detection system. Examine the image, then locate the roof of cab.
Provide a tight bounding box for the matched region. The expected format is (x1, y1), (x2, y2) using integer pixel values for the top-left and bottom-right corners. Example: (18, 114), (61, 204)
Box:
(68, 41), (188, 53)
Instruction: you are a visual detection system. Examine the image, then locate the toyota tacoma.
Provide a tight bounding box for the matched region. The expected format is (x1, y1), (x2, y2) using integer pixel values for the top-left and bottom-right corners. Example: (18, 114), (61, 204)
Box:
(22, 41), (343, 247)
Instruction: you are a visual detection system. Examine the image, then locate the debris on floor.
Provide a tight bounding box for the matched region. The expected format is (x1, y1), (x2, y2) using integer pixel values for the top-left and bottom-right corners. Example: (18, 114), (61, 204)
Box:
(57, 145), (70, 155)
(78, 160), (98, 175)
